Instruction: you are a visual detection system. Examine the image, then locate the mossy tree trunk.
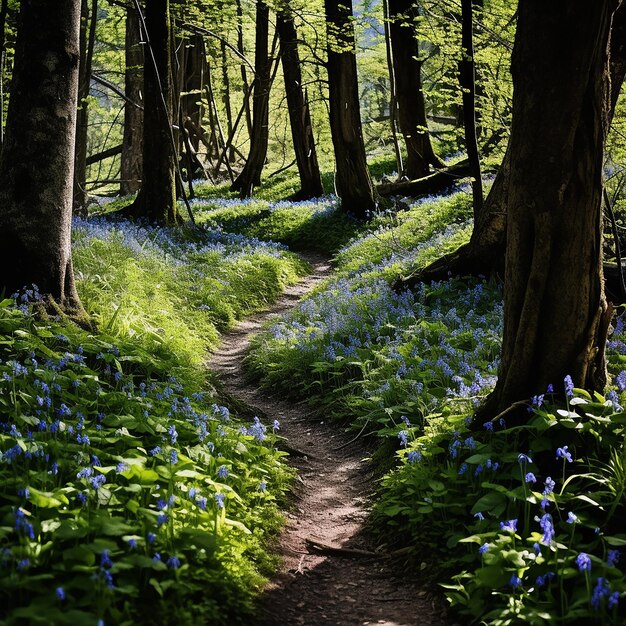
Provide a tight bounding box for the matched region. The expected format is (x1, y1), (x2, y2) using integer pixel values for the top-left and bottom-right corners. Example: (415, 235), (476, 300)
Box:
(325, 0), (377, 217)
(277, 8), (323, 200)
(483, 0), (616, 415)
(0, 0), (84, 315)
(125, 0), (177, 225)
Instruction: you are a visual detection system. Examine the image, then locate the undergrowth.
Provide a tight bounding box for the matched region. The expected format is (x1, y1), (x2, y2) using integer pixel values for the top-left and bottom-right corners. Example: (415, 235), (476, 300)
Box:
(0, 216), (304, 625)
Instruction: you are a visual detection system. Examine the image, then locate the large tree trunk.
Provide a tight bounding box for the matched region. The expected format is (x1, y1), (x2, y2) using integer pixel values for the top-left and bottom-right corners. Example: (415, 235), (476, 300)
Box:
(125, 0), (177, 224)
(398, 1), (626, 291)
(388, 0), (443, 180)
(325, 0), (377, 217)
(230, 0), (271, 198)
(73, 0), (97, 213)
(483, 0), (615, 416)
(276, 9), (323, 200)
(120, 5), (143, 196)
(0, 0), (83, 315)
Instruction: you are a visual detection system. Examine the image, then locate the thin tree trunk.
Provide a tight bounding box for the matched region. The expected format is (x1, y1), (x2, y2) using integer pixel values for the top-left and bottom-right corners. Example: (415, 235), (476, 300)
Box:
(276, 9), (323, 199)
(125, 0), (178, 224)
(206, 66), (235, 182)
(221, 37), (235, 163)
(324, 0), (377, 217)
(236, 0), (253, 139)
(388, 0), (443, 180)
(460, 0), (483, 218)
(231, 0), (271, 197)
(73, 0), (98, 212)
(0, 0), (84, 315)
(482, 0), (615, 416)
(0, 0), (8, 148)
(121, 5), (143, 195)
(382, 0), (404, 178)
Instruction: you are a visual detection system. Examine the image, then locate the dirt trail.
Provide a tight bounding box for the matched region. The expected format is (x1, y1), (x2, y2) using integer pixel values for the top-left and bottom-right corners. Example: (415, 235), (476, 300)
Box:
(208, 253), (451, 626)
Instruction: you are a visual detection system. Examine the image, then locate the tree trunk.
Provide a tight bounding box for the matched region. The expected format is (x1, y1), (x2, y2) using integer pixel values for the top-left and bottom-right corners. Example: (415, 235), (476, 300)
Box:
(220, 37), (236, 163)
(325, 0), (377, 217)
(230, 0), (271, 197)
(236, 0), (253, 140)
(483, 0), (616, 416)
(120, 5), (144, 196)
(73, 0), (97, 212)
(388, 0), (443, 180)
(125, 0), (177, 224)
(459, 0), (483, 218)
(276, 9), (323, 200)
(0, 0), (84, 315)
(398, 1), (626, 291)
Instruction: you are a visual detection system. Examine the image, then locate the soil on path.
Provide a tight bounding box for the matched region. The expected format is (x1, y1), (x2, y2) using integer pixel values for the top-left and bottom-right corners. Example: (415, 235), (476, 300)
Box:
(209, 253), (452, 626)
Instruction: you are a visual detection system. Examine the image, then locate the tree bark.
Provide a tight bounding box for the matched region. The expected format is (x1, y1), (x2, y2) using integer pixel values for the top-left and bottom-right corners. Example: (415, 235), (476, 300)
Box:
(276, 9), (323, 200)
(0, 0), (84, 315)
(483, 0), (615, 415)
(378, 159), (470, 197)
(325, 0), (377, 217)
(125, 0), (177, 224)
(120, 5), (143, 195)
(459, 0), (483, 218)
(398, 0), (626, 291)
(73, 0), (98, 212)
(230, 0), (271, 197)
(388, 0), (443, 180)
(235, 0), (253, 139)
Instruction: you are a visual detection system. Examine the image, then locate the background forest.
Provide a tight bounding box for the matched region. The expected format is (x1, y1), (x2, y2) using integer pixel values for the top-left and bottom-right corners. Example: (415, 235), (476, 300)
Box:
(0, 0), (626, 625)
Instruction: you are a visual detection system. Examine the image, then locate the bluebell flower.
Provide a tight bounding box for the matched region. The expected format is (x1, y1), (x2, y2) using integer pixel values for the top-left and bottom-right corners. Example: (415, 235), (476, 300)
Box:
(55, 587), (65, 600)
(474, 512), (484, 521)
(149, 446), (161, 456)
(167, 425), (178, 444)
(127, 538), (137, 550)
(533, 542), (541, 555)
(576, 552), (591, 572)
(407, 450), (422, 463)
(167, 555), (181, 569)
(474, 464), (483, 477)
(500, 519), (517, 533)
(564, 375), (574, 397)
(397, 430), (408, 447)
(509, 574), (522, 589)
(156, 513), (168, 527)
(258, 482), (267, 492)
(479, 543), (489, 555)
(152, 553), (161, 563)
(567, 512), (578, 524)
(215, 493), (225, 508)
(556, 446), (573, 463)
(518, 453), (533, 465)
(525, 472), (537, 484)
(147, 532), (156, 544)
(217, 465), (228, 479)
(543, 477), (556, 495)
(458, 463), (468, 475)
(608, 591), (620, 609)
(539, 513), (555, 544)
(197, 496), (207, 510)
(272, 419), (280, 432)
(169, 449), (178, 464)
(607, 549), (620, 567)
(483, 421), (493, 432)
(17, 488), (30, 499)
(90, 475), (106, 490)
(547, 383), (554, 393)
(100, 550), (112, 569)
(536, 572), (555, 588)
(591, 577), (611, 610)
(17, 558), (29, 570)
(189, 487), (197, 500)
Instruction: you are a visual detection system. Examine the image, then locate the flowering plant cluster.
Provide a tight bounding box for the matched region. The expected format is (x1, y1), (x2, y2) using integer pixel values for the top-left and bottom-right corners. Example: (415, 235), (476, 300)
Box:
(0, 247), (292, 624)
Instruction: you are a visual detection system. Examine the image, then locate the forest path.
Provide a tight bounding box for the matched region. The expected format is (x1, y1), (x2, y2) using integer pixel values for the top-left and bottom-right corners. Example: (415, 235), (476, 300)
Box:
(208, 252), (451, 626)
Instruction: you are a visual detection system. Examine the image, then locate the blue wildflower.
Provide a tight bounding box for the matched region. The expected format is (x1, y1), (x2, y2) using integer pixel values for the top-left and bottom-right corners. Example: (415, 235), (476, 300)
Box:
(567, 512), (578, 524)
(258, 482), (267, 492)
(407, 450), (422, 463)
(217, 465), (228, 479)
(607, 549), (620, 567)
(169, 449), (178, 465)
(509, 574), (522, 589)
(591, 577), (611, 610)
(525, 472), (537, 484)
(518, 453), (533, 465)
(215, 493), (225, 508)
(483, 421), (493, 432)
(458, 463), (468, 475)
(500, 519), (517, 533)
(398, 430), (408, 447)
(474, 512), (484, 521)
(100, 550), (112, 568)
(576, 552), (592, 572)
(272, 419), (280, 432)
(539, 513), (555, 544)
(608, 591), (620, 609)
(55, 587), (65, 600)
(167, 555), (181, 569)
(479, 543), (489, 555)
(564, 375), (574, 397)
(556, 446), (573, 463)
(127, 538), (137, 550)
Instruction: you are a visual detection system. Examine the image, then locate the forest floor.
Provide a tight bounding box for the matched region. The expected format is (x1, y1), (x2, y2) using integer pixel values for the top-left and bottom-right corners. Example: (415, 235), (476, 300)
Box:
(209, 253), (453, 626)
